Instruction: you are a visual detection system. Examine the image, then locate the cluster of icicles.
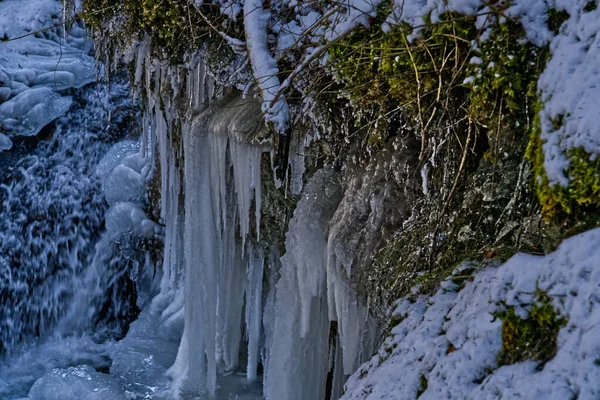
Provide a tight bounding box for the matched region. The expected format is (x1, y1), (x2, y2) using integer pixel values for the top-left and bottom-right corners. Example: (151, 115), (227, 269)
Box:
(131, 42), (376, 399)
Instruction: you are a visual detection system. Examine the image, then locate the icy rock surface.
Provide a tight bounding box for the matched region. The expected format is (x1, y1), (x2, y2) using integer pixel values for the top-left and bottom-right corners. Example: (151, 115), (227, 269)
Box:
(0, 335), (111, 398)
(342, 228), (600, 399)
(265, 167), (343, 400)
(28, 365), (127, 400)
(105, 202), (159, 238)
(95, 140), (140, 179)
(98, 139), (158, 238)
(0, 0), (94, 149)
(108, 308), (178, 400)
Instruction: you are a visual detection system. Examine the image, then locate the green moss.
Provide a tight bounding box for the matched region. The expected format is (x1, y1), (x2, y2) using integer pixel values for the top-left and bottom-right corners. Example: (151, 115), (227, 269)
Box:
(584, 1), (598, 12)
(527, 104), (600, 221)
(547, 8), (570, 35)
(417, 374), (428, 398)
(493, 292), (566, 367)
(468, 21), (543, 147)
(83, 0), (236, 64)
(329, 11), (476, 145)
(389, 313), (405, 330)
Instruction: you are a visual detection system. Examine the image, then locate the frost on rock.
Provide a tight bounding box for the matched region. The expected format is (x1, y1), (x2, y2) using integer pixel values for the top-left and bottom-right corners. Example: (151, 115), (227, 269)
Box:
(0, 0), (94, 147)
(342, 228), (600, 400)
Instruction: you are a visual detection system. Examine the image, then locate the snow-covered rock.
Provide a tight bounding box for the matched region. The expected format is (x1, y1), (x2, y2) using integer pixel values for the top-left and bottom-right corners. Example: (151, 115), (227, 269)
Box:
(342, 228), (600, 399)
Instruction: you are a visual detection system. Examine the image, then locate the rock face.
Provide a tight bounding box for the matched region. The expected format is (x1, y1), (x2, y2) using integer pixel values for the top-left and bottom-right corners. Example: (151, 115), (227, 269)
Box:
(328, 136), (419, 304)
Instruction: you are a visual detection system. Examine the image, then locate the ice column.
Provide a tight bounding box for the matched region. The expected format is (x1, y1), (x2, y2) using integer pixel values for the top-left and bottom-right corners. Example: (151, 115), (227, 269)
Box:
(246, 246), (264, 381)
(162, 97), (266, 396)
(265, 168), (341, 400)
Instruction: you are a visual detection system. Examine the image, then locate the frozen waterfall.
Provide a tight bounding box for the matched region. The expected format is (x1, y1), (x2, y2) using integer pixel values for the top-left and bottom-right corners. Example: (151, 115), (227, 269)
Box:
(131, 49), (380, 397)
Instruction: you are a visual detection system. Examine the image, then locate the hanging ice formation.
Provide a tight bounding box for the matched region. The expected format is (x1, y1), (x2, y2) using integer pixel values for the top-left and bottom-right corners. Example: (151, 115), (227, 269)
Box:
(263, 168), (378, 400)
(131, 49), (268, 397)
(130, 39), (377, 397)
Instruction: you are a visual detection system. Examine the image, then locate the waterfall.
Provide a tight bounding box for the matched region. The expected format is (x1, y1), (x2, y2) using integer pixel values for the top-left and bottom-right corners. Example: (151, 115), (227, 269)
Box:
(0, 79), (140, 354)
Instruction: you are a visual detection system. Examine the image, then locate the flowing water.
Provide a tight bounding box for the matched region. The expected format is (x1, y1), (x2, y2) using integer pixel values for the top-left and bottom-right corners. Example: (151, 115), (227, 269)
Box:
(0, 78), (145, 398)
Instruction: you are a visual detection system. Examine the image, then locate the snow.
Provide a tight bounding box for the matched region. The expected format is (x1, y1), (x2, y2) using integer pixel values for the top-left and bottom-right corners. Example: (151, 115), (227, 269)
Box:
(0, 0), (94, 148)
(244, 0), (290, 132)
(342, 228), (600, 399)
(537, 1), (600, 185)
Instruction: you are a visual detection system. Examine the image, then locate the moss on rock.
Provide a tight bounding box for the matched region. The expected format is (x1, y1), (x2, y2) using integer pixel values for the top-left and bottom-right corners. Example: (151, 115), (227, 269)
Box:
(494, 292), (566, 367)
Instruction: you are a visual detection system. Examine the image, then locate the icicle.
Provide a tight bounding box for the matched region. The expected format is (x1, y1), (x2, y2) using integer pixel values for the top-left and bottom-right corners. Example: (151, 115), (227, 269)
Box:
(229, 139), (253, 249)
(326, 214), (379, 376)
(143, 72), (271, 397)
(134, 35), (150, 95)
(246, 246), (264, 380)
(253, 147), (263, 241)
(170, 121), (219, 395)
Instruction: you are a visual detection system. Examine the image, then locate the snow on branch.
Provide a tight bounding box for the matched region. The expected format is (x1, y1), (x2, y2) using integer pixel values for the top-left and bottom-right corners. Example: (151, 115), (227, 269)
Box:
(244, 0), (290, 133)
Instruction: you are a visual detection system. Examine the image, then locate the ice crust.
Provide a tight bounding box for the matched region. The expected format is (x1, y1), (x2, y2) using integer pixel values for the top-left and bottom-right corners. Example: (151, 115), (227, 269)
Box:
(28, 365), (127, 400)
(0, 0), (95, 149)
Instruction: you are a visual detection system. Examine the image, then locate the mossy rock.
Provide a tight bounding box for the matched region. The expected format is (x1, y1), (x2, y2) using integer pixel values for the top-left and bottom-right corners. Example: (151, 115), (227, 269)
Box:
(527, 103), (600, 225)
(83, 0), (238, 64)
